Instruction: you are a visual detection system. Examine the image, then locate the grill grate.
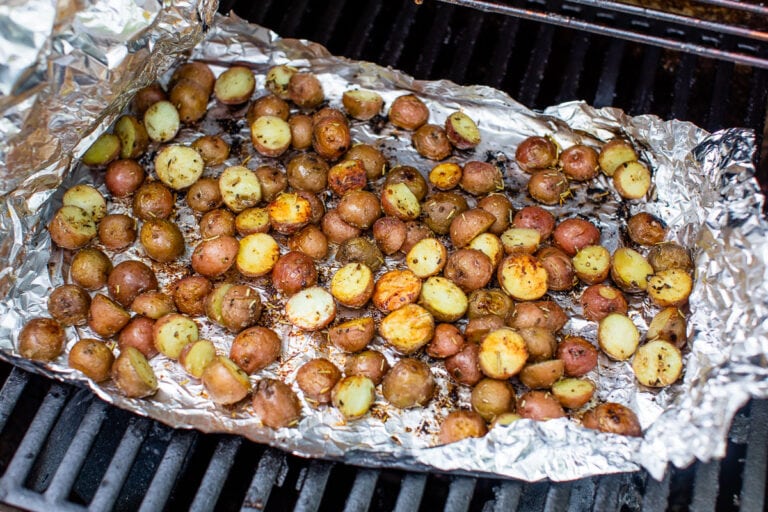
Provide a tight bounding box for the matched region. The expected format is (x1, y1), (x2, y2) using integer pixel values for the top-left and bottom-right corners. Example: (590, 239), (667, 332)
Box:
(3, 0), (768, 510)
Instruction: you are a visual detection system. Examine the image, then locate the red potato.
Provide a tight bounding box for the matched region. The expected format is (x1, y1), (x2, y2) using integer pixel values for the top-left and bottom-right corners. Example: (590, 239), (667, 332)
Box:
(388, 94), (429, 131)
(445, 342), (482, 386)
(508, 301), (568, 332)
(98, 214), (137, 251)
(288, 225), (329, 260)
(537, 246), (576, 291)
(580, 284), (628, 321)
(517, 391), (566, 420)
(70, 248), (112, 290)
(557, 336), (599, 377)
(105, 159), (145, 197)
(329, 317), (375, 353)
(230, 326), (281, 374)
(553, 218), (601, 256)
(344, 350), (390, 385)
(88, 293), (131, 338)
(172, 276), (212, 317)
(438, 411), (488, 445)
(513, 206), (556, 240)
(47, 284), (90, 326)
(581, 402), (642, 437)
(460, 161), (503, 196)
(427, 323), (465, 358)
(478, 194), (513, 235)
(131, 291), (176, 320)
(107, 260), (158, 307)
(202, 356), (251, 405)
(191, 235), (239, 278)
(296, 358), (342, 405)
(271, 251), (318, 295)
(68, 339), (115, 382)
(199, 209), (236, 238)
(118, 316), (157, 359)
(382, 358), (435, 409)
(560, 144), (599, 181)
(18, 318), (65, 361)
(515, 136), (558, 172)
(464, 315), (505, 344)
(139, 218), (185, 263)
(48, 206), (97, 250)
(412, 124), (452, 160)
(133, 181), (174, 221)
(445, 111), (481, 150)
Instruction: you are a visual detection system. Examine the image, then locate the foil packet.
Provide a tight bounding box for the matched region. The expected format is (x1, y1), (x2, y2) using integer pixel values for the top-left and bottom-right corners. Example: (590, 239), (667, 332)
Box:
(1, 1), (767, 482)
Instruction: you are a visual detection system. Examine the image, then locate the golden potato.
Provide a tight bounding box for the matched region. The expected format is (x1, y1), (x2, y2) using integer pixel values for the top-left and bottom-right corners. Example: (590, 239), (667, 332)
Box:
(478, 328), (528, 379)
(285, 286), (336, 331)
(69, 339), (115, 382)
(597, 313), (640, 361)
(372, 269), (422, 312)
(438, 411), (487, 445)
(382, 358), (435, 408)
(419, 276), (468, 322)
(632, 339), (683, 387)
(202, 356), (251, 405)
(18, 318), (65, 361)
(112, 347), (158, 398)
(332, 376), (376, 419)
(497, 253), (548, 301)
(379, 303), (435, 354)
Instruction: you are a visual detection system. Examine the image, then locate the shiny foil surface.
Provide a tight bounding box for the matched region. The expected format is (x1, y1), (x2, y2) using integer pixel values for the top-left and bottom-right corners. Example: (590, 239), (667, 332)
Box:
(1, 2), (767, 482)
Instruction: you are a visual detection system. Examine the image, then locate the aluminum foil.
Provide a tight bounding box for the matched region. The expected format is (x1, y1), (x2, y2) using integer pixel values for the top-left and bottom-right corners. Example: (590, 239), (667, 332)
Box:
(1, 3), (767, 482)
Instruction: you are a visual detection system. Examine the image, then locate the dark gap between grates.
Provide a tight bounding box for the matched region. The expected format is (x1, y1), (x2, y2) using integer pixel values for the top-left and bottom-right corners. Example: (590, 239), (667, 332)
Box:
(0, 373), (51, 479)
(315, 462), (357, 511)
(161, 432), (220, 511)
(369, 469), (402, 511)
(214, 440), (264, 511)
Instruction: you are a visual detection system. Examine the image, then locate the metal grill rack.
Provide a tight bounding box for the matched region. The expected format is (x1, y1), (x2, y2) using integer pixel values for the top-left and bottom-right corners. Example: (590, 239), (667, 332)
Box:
(2, 0), (767, 510)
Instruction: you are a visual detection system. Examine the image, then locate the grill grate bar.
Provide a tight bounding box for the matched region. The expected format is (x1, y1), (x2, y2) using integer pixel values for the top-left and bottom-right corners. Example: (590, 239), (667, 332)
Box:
(242, 448), (286, 511)
(492, 480), (523, 511)
(739, 400), (768, 512)
(379, 0), (419, 67)
(556, 33), (591, 103)
(487, 16), (519, 88)
(0, 368), (28, 433)
(414, 7), (454, 78)
(294, 460), (333, 512)
(138, 430), (196, 512)
(189, 436), (243, 512)
(641, 470), (671, 512)
(518, 23), (556, 106)
(1, 383), (69, 486)
(444, 476), (477, 512)
(630, 45), (661, 115)
(566, 477), (596, 511)
(592, 475), (622, 510)
(342, 468), (379, 512)
(43, 399), (108, 503)
(86, 418), (150, 511)
(448, 11), (485, 84)
(343, 2), (383, 59)
(543, 482), (572, 512)
(593, 39), (625, 107)
(691, 460), (721, 512)
(393, 473), (427, 512)
(670, 53), (697, 121)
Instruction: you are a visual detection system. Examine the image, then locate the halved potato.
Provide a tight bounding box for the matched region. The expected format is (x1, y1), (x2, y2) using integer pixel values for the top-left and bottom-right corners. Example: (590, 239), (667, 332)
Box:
(327, 160), (367, 196)
(372, 269), (422, 312)
(115, 115), (149, 159)
(82, 133), (121, 167)
(342, 89), (383, 120)
(235, 208), (270, 236)
(500, 228), (541, 254)
(419, 276), (468, 322)
(445, 111), (481, 149)
(236, 233), (280, 277)
(214, 66), (255, 105)
(598, 139), (637, 176)
(153, 313), (199, 359)
(406, 238), (447, 278)
(519, 360), (565, 390)
(202, 356), (251, 405)
(267, 193), (312, 234)
(632, 339), (683, 387)
(611, 247), (653, 293)
(468, 233), (504, 268)
(438, 411), (488, 444)
(613, 161), (651, 199)
(597, 313), (640, 361)
(265, 64), (297, 99)
(179, 339), (217, 379)
(330, 263), (374, 308)
(478, 328), (528, 379)
(428, 162), (462, 190)
(551, 378), (595, 409)
(332, 376), (376, 419)
(450, 208), (496, 249)
(498, 253), (548, 301)
(154, 145), (204, 190)
(285, 286), (336, 331)
(63, 185), (106, 222)
(647, 242), (692, 273)
(112, 347), (158, 398)
(379, 303), (435, 354)
(572, 245), (611, 284)
(205, 283), (233, 325)
(219, 166), (262, 212)
(250, 115), (291, 158)
(328, 317), (375, 353)
(647, 269), (693, 307)
(48, 206), (97, 250)
(143, 101), (180, 143)
(646, 307), (687, 348)
(380, 182), (420, 221)
(470, 378), (514, 421)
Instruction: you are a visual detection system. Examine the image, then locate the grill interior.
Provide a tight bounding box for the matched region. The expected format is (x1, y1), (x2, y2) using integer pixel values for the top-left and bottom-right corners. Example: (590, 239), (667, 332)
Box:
(1, 0), (767, 510)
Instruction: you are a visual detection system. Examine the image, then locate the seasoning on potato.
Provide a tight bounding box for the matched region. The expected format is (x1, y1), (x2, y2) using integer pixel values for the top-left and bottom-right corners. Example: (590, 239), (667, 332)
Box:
(18, 318), (65, 362)
(112, 347), (158, 399)
(252, 378), (302, 428)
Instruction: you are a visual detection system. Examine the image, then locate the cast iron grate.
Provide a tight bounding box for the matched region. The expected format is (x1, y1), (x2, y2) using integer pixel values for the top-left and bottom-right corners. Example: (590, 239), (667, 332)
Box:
(2, 0), (768, 510)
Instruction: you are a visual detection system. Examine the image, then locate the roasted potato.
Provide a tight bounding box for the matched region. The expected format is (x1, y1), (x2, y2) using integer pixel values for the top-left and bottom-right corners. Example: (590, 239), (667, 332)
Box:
(337, 190), (381, 229)
(572, 245), (611, 284)
(647, 242), (692, 273)
(118, 316), (157, 359)
(422, 192), (469, 235)
(445, 342), (482, 386)
(204, 283), (232, 325)
(336, 237), (384, 272)
(288, 114), (313, 150)
(372, 269), (422, 312)
(236, 233), (280, 277)
(219, 166), (262, 213)
(330, 263), (374, 308)
(385, 165), (429, 201)
(332, 376), (376, 419)
(191, 135), (230, 166)
(598, 139), (637, 177)
(611, 247), (654, 293)
(112, 347), (158, 398)
(477, 193), (513, 235)
(313, 117), (351, 161)
(466, 231), (503, 268)
(518, 327), (557, 362)
(444, 249), (493, 292)
(517, 391), (566, 421)
(613, 161), (652, 200)
(288, 72), (324, 109)
(632, 339), (683, 387)
(536, 246), (576, 291)
(478, 328), (528, 379)
(202, 356), (251, 405)
(557, 336), (598, 377)
(320, 210), (360, 245)
(219, 284), (262, 332)
(133, 181), (174, 221)
(380, 182), (420, 221)
(342, 89), (383, 120)
(372, 216), (407, 255)
(48, 284), (90, 326)
(179, 339), (216, 379)
(464, 314), (505, 344)
(428, 162), (462, 191)
(426, 323), (465, 359)
(438, 411), (487, 445)
(560, 144), (599, 181)
(405, 222), (438, 254)
(98, 214), (137, 251)
(646, 307), (687, 348)
(497, 253), (548, 301)
(551, 378), (595, 409)
(133, 82), (167, 116)
(297, 358), (342, 405)
(69, 339), (115, 382)
(88, 293), (130, 337)
(235, 207), (270, 236)
(382, 358), (435, 408)
(519, 360), (565, 389)
(329, 317), (375, 353)
(500, 227), (541, 254)
(580, 284), (628, 321)
(379, 303), (435, 354)
(265, 64), (297, 99)
(214, 66), (255, 105)
(289, 225), (329, 260)
(18, 318), (65, 361)
(63, 184), (106, 222)
(512, 205), (556, 240)
(647, 269), (693, 307)
(271, 251), (318, 295)
(105, 159), (145, 197)
(344, 144), (388, 180)
(515, 136), (558, 172)
(250, 115), (291, 158)
(139, 218), (185, 263)
(186, 177), (223, 212)
(247, 94), (290, 124)
(388, 94), (429, 131)
(48, 206), (97, 250)
(230, 326), (281, 374)
(553, 218), (601, 257)
(107, 260), (158, 307)
(285, 286), (336, 331)
(460, 161), (503, 196)
(445, 111), (481, 150)
(471, 378), (514, 421)
(143, 100), (180, 143)
(267, 193), (312, 235)
(287, 153), (329, 193)
(170, 79), (209, 124)
(581, 402), (641, 437)
(344, 350), (390, 385)
(528, 169), (570, 204)
(82, 133), (121, 167)
(252, 379), (302, 428)
(406, 238), (447, 278)
(597, 313), (640, 361)
(412, 124), (451, 160)
(153, 313), (199, 359)
(450, 208), (495, 248)
(508, 301), (568, 332)
(70, 248), (112, 291)
(419, 276), (468, 322)
(132, 291), (176, 320)
(627, 212), (667, 246)
(171, 62), (215, 95)
(199, 208), (236, 238)
(467, 289), (514, 320)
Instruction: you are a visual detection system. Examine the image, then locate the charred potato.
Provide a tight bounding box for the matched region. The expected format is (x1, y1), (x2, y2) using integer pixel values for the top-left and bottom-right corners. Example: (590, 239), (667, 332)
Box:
(329, 317), (375, 353)
(379, 303), (435, 353)
(230, 326), (281, 374)
(48, 284), (90, 326)
(627, 212), (667, 246)
(382, 358), (435, 408)
(327, 159), (366, 196)
(202, 356), (251, 405)
(18, 318), (65, 361)
(297, 358), (342, 405)
(372, 269), (422, 312)
(112, 347), (158, 398)
(69, 339), (115, 382)
(438, 411), (487, 445)
(252, 379), (302, 428)
(388, 94), (429, 131)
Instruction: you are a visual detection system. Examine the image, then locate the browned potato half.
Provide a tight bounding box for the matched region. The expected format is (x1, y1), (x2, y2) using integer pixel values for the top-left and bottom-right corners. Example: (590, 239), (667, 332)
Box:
(336, 237), (384, 271)
(412, 124), (452, 160)
(253, 166), (287, 203)
(646, 307), (687, 348)
(581, 402), (641, 437)
(551, 378), (595, 409)
(112, 347), (158, 398)
(107, 260), (158, 307)
(445, 342), (482, 386)
(468, 233), (504, 269)
(132, 291), (176, 320)
(388, 94), (429, 131)
(372, 269), (422, 312)
(98, 214), (137, 251)
(143, 101), (180, 143)
(18, 318), (65, 361)
(438, 411), (487, 445)
(500, 227), (541, 254)
(518, 327), (557, 362)
(419, 276), (468, 322)
(450, 208), (495, 248)
(479, 328), (528, 379)
(380, 182), (420, 221)
(580, 284), (628, 321)
(235, 208), (270, 236)
(342, 89), (383, 120)
(271, 251), (317, 295)
(247, 94), (290, 124)
(199, 208), (236, 238)
(477, 194), (513, 235)
(265, 64), (297, 99)
(553, 218), (601, 257)
(427, 323), (465, 359)
(230, 326), (281, 374)
(48, 206), (97, 250)
(252, 379), (302, 428)
(515, 136), (558, 173)
(444, 249), (493, 292)
(330, 263), (374, 308)
(288, 72), (324, 109)
(467, 289), (514, 320)
(647, 242), (693, 273)
(178, 339), (216, 379)
(517, 391), (566, 421)
(133, 82), (167, 116)
(214, 66), (255, 105)
(105, 159), (145, 197)
(169, 79), (209, 124)
(70, 248), (112, 290)
(386, 165), (429, 200)
(186, 177), (223, 212)
(428, 162), (462, 191)
(287, 153), (329, 193)
(205, 283), (232, 325)
(153, 313), (199, 359)
(220, 166), (262, 212)
(379, 303), (435, 354)
(647, 269), (693, 307)
(537, 246), (576, 291)
(267, 193), (312, 235)
(611, 247), (654, 293)
(297, 358), (342, 405)
(344, 144), (388, 180)
(632, 339), (683, 387)
(69, 339), (115, 382)
(382, 358), (435, 408)
(191, 135), (230, 166)
(88, 294), (130, 337)
(321, 210), (361, 245)
(48, 284), (90, 326)
(250, 115), (291, 158)
(402, 220), (432, 254)
(289, 225), (329, 260)
(464, 315), (506, 344)
(498, 253), (548, 301)
(471, 378), (514, 421)
(372, 216), (406, 255)
(82, 133), (121, 167)
(519, 360), (565, 389)
(445, 111), (481, 149)
(528, 170), (570, 205)
(329, 317), (375, 353)
(220, 284), (262, 333)
(202, 356), (251, 405)
(560, 144), (599, 181)
(133, 181), (174, 221)
(572, 245), (611, 284)
(613, 161), (651, 199)
(285, 286), (336, 331)
(337, 190), (382, 229)
(299, 191), (327, 223)
(460, 161), (503, 196)
(344, 350), (390, 385)
(513, 205), (556, 240)
(509, 301), (568, 332)
(332, 376), (376, 419)
(327, 160), (367, 196)
(118, 316), (157, 359)
(236, 233), (280, 277)
(422, 192), (469, 235)
(113, 114), (149, 161)
(627, 212), (667, 246)
(139, 218), (185, 263)
(170, 62), (215, 95)
(406, 238), (447, 278)
(597, 313), (640, 361)
(598, 139), (637, 177)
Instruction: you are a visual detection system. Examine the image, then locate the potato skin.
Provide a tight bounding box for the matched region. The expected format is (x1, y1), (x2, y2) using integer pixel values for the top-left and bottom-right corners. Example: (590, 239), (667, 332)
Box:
(560, 144), (599, 181)
(412, 124), (452, 160)
(342, 89), (383, 120)
(288, 114), (313, 150)
(337, 190), (381, 229)
(321, 210), (361, 245)
(48, 206), (97, 250)
(133, 181), (174, 221)
(460, 161), (503, 196)
(580, 284), (628, 321)
(517, 327), (557, 362)
(326, 159), (366, 196)
(70, 248), (113, 291)
(438, 411), (488, 445)
(450, 208), (496, 248)
(385, 165), (429, 201)
(191, 135), (230, 166)
(288, 72), (324, 109)
(199, 208), (236, 238)
(647, 242), (692, 273)
(517, 391), (566, 420)
(48, 284), (91, 326)
(187, 178), (223, 212)
(170, 79), (209, 123)
(445, 343), (482, 386)
(220, 284), (262, 333)
(112, 347), (158, 398)
(191, 235), (239, 278)
(372, 216), (407, 255)
(627, 212), (667, 246)
(296, 358), (341, 405)
(344, 350), (390, 385)
(536, 246), (576, 291)
(508, 301), (568, 332)
(247, 94), (290, 124)
(427, 323), (465, 359)
(329, 317), (375, 353)
(172, 276), (212, 316)
(252, 379), (302, 429)
(69, 339), (115, 382)
(344, 144), (388, 180)
(388, 94), (429, 131)
(105, 159), (145, 197)
(528, 170), (570, 205)
(464, 314), (505, 344)
(140, 219), (185, 263)
(581, 402), (642, 437)
(289, 225), (329, 260)
(230, 326), (281, 374)
(107, 260), (158, 307)
(519, 360), (565, 389)
(287, 153), (329, 193)
(422, 193), (469, 235)
(133, 82), (167, 116)
(513, 206), (556, 240)
(444, 249), (494, 292)
(382, 358), (435, 409)
(336, 237), (384, 272)
(553, 218), (601, 256)
(478, 193), (513, 235)
(98, 214), (137, 251)
(254, 166), (288, 203)
(557, 336), (598, 377)
(271, 251), (318, 295)
(202, 356), (251, 405)
(467, 289), (514, 321)
(18, 318), (65, 361)
(131, 291), (176, 320)
(471, 378), (515, 421)
(118, 316), (157, 359)
(88, 293), (131, 337)
(515, 136), (558, 172)
(313, 118), (351, 161)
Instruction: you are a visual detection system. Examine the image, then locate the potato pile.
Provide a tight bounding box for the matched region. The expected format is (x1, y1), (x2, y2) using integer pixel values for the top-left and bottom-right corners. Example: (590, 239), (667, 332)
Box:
(22, 59), (694, 443)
